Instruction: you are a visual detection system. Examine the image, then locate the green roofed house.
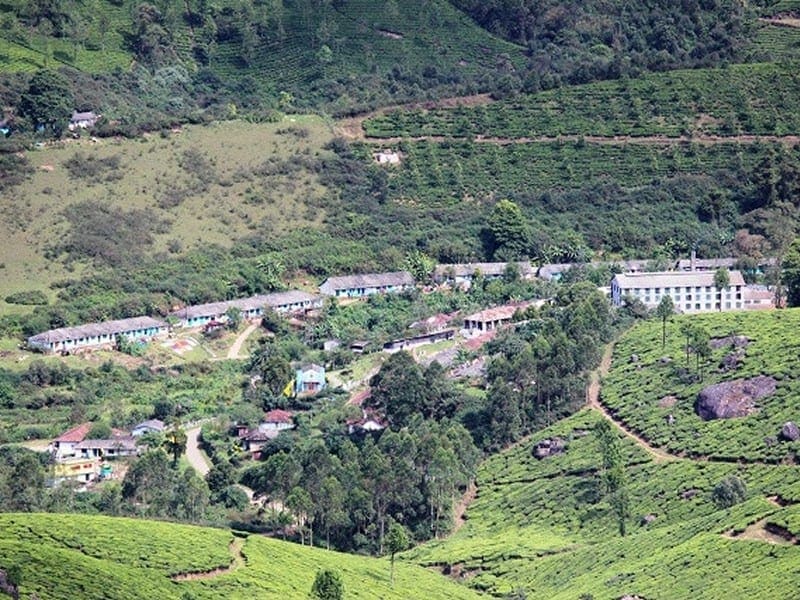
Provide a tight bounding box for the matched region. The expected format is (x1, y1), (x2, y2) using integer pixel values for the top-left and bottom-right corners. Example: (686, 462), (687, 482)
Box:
(27, 317), (169, 354)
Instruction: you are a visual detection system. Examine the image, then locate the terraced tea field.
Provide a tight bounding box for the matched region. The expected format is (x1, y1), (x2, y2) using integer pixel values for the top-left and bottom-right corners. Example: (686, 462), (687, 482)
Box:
(0, 513), (487, 599)
(410, 410), (800, 598)
(602, 309), (800, 461)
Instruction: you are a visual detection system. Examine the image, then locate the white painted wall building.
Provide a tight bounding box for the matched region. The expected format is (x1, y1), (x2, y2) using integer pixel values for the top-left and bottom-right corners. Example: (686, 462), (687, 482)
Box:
(611, 270), (745, 313)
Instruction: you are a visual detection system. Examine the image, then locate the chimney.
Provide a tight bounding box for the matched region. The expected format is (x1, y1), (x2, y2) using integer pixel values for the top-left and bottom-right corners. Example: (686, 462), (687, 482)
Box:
(690, 248), (696, 272)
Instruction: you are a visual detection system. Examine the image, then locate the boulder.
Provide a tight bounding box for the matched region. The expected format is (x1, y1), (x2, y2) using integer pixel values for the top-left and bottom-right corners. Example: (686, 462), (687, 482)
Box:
(780, 421), (800, 442)
(629, 354), (639, 363)
(658, 355), (672, 365)
(681, 488), (698, 500)
(695, 376), (776, 421)
(533, 437), (566, 460)
(640, 513), (657, 526)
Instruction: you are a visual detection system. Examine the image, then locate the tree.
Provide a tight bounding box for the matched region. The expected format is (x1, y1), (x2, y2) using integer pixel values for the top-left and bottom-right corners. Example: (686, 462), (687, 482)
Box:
(712, 475), (747, 509)
(287, 486), (314, 545)
(655, 295), (674, 349)
(713, 268), (730, 311)
(163, 428), (187, 466)
(18, 70), (74, 136)
(404, 250), (435, 283)
(385, 521), (409, 586)
(311, 569), (344, 600)
(225, 306), (243, 330)
(594, 420), (629, 536)
(782, 238), (800, 307)
(487, 199), (531, 260)
(369, 351), (426, 428)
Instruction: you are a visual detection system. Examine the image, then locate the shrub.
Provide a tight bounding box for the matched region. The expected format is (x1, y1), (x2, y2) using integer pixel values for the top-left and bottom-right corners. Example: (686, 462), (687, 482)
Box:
(711, 475), (747, 509)
(4, 290), (48, 305)
(311, 569), (344, 600)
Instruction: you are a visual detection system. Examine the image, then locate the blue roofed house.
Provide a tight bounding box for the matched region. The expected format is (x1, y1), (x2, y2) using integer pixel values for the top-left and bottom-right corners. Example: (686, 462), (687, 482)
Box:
(318, 271), (415, 298)
(295, 363), (326, 395)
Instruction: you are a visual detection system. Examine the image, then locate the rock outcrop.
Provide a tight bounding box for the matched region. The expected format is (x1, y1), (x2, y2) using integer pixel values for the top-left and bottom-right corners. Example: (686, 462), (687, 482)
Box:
(695, 376), (776, 420)
(532, 437), (566, 459)
(780, 421), (800, 442)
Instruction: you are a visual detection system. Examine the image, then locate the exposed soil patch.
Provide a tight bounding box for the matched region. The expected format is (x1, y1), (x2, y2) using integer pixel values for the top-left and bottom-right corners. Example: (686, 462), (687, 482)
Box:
(658, 395), (678, 409)
(759, 15), (800, 28)
(452, 481), (477, 534)
(377, 28), (404, 39)
(171, 538), (245, 581)
(725, 517), (797, 545)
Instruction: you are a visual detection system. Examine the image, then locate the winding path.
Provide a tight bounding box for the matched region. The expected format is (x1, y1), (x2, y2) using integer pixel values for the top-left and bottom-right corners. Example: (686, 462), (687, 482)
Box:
(185, 426), (211, 477)
(227, 321), (260, 360)
(171, 538), (246, 581)
(586, 343), (678, 463)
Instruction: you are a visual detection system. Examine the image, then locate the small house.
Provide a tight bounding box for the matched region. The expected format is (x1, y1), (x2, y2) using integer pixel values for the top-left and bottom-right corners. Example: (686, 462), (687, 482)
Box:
(170, 291), (322, 328)
(260, 409), (295, 432)
(68, 111), (100, 131)
(463, 302), (534, 333)
(50, 422), (93, 460)
(241, 429), (280, 459)
(131, 419), (165, 437)
(347, 410), (386, 435)
(75, 437), (138, 459)
(295, 363), (326, 395)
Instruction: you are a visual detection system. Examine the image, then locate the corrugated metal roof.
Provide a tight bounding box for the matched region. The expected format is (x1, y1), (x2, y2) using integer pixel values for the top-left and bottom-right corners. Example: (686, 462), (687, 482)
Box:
(613, 270), (746, 289)
(171, 290), (321, 319)
(434, 262), (534, 278)
(320, 271), (414, 292)
(29, 317), (168, 345)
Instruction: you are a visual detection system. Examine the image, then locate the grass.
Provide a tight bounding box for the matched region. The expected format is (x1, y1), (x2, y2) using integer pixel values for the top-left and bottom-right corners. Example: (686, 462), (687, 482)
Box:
(0, 512), (488, 599)
(409, 410), (800, 598)
(0, 117), (335, 316)
(602, 308), (800, 461)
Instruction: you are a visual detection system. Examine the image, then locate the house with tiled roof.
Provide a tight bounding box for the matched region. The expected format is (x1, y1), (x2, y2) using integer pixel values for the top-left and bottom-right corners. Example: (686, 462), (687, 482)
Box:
(463, 302), (535, 332)
(260, 409), (295, 432)
(50, 422), (93, 460)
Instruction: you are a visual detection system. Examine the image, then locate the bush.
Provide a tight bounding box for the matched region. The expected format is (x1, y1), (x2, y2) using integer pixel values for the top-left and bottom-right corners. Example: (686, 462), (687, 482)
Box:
(712, 475), (747, 509)
(4, 290), (48, 305)
(311, 569), (344, 600)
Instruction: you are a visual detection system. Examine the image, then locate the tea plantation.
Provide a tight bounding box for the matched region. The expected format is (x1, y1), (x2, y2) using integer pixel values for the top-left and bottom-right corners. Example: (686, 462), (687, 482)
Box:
(410, 410), (800, 599)
(364, 62), (800, 139)
(601, 308), (800, 461)
(0, 513), (487, 599)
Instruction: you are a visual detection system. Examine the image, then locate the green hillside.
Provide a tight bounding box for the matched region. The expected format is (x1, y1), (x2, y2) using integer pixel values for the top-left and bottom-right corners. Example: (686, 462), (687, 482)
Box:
(0, 513), (487, 599)
(0, 0), (525, 115)
(602, 308), (800, 462)
(410, 410), (800, 598)
(364, 62), (800, 139)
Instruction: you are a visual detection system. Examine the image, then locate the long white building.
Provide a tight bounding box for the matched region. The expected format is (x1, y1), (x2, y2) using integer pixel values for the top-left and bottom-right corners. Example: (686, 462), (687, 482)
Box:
(611, 270), (746, 313)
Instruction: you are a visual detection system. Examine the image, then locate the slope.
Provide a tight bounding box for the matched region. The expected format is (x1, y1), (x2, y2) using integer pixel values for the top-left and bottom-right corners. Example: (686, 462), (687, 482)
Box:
(0, 512), (487, 599)
(409, 410), (800, 598)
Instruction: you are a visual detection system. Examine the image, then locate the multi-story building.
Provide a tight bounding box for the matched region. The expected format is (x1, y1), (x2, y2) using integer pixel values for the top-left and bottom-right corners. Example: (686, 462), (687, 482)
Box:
(611, 270), (745, 313)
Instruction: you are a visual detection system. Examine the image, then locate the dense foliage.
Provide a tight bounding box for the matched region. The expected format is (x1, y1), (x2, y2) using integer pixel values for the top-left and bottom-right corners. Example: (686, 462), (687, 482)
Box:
(450, 0), (753, 87)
